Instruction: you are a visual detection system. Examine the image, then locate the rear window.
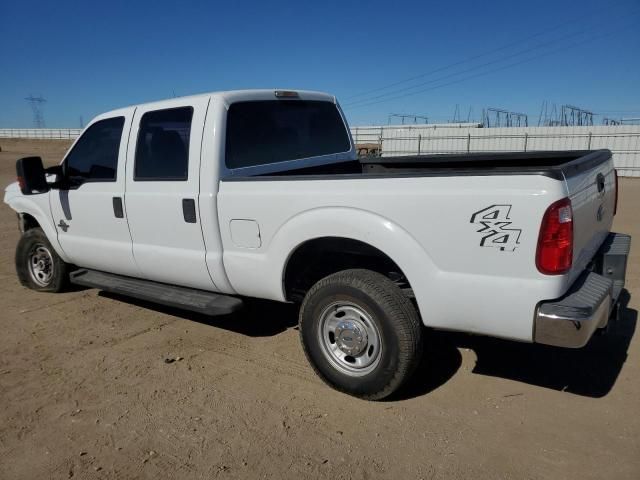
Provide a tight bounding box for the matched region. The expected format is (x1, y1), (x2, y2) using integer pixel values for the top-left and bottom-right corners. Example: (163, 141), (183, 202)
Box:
(225, 100), (351, 169)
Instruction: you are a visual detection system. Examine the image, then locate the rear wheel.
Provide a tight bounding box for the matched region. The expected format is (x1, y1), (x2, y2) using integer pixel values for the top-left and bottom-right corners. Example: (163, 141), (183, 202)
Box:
(299, 269), (422, 400)
(16, 228), (69, 292)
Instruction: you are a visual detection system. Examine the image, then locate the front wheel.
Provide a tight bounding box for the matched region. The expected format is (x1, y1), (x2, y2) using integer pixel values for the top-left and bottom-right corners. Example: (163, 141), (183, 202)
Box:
(16, 227), (69, 292)
(299, 269), (423, 400)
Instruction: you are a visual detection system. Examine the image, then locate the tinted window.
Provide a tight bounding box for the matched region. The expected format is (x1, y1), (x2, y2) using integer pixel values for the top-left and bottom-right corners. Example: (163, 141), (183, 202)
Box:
(65, 117), (124, 182)
(135, 107), (193, 180)
(225, 101), (351, 169)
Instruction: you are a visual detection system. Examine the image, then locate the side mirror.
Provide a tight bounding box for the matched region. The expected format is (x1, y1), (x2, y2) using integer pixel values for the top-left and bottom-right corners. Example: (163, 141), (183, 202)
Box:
(16, 157), (50, 195)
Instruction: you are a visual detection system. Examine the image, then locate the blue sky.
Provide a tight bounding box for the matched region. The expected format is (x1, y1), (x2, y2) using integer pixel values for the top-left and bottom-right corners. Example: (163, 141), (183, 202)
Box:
(1, 0), (639, 128)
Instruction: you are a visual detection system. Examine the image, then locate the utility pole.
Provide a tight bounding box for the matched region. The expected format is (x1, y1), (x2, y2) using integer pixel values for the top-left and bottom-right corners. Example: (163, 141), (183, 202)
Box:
(25, 95), (47, 128)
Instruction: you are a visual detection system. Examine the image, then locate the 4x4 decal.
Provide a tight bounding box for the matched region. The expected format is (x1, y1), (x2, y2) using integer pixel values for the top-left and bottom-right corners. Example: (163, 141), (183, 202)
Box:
(470, 205), (522, 252)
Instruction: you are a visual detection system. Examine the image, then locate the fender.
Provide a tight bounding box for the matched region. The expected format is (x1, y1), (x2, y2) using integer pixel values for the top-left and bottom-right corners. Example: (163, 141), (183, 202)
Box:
(223, 206), (440, 321)
(4, 189), (71, 263)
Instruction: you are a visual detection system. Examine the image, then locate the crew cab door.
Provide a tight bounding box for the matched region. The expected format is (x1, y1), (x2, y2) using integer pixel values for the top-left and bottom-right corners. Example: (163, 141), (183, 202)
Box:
(49, 109), (141, 277)
(124, 98), (216, 290)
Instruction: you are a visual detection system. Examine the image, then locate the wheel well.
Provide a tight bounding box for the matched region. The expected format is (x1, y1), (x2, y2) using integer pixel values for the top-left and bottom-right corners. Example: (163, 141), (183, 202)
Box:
(283, 237), (412, 302)
(19, 213), (40, 232)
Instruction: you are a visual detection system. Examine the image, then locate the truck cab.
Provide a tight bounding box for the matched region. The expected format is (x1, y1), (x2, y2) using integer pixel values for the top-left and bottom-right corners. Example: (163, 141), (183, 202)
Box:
(7, 90), (353, 290)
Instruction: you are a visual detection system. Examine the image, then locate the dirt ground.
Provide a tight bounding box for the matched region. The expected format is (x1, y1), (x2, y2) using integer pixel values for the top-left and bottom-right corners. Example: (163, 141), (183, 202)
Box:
(0, 138), (638, 480)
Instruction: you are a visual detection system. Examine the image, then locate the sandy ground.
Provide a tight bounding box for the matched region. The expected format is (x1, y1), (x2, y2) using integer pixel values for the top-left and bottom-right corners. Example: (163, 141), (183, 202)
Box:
(0, 138), (638, 480)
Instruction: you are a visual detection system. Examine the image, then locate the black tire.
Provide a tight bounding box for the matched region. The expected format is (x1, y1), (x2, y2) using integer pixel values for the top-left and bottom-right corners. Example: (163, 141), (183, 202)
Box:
(299, 269), (423, 400)
(15, 227), (69, 292)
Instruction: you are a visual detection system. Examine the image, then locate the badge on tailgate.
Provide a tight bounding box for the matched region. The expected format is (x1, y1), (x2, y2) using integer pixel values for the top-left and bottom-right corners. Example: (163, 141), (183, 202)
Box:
(470, 205), (521, 252)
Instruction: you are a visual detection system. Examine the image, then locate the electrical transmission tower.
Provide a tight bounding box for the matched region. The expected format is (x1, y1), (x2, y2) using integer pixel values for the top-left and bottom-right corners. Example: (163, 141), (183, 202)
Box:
(482, 107), (528, 128)
(25, 95), (47, 128)
(541, 103), (562, 126)
(451, 104), (460, 123)
(619, 118), (640, 125)
(538, 100), (548, 126)
(538, 101), (563, 126)
(466, 106), (474, 123)
(560, 105), (593, 126)
(388, 113), (429, 125)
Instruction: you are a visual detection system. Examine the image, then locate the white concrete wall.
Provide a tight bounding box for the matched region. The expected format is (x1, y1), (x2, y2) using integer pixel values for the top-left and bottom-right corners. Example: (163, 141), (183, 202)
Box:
(351, 125), (640, 177)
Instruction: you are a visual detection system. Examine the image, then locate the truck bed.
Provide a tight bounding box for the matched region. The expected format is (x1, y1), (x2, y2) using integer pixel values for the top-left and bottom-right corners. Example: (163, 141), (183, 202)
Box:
(238, 150), (611, 181)
(360, 150), (611, 180)
(221, 147), (617, 336)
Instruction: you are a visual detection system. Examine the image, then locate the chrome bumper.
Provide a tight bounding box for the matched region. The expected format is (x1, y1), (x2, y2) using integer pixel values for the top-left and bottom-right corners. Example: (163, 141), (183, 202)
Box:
(534, 233), (630, 348)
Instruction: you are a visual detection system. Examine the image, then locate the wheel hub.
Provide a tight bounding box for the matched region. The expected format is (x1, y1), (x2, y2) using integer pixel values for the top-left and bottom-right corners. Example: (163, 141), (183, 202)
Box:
(335, 320), (368, 356)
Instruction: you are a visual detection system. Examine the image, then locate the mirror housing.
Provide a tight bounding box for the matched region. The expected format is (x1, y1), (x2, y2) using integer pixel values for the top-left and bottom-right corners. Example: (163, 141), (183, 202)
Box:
(44, 164), (67, 189)
(45, 164), (63, 177)
(16, 157), (50, 195)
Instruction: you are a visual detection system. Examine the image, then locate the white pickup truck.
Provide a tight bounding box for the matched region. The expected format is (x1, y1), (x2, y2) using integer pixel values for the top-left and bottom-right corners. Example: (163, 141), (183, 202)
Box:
(4, 89), (630, 399)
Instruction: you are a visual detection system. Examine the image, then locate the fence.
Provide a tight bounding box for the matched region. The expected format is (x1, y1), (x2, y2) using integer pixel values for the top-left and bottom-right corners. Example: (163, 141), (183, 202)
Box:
(0, 128), (82, 139)
(351, 125), (640, 177)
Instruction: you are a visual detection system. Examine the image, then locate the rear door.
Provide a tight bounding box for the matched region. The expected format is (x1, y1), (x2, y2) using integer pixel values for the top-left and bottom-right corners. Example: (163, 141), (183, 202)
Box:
(124, 97), (216, 290)
(49, 109), (141, 277)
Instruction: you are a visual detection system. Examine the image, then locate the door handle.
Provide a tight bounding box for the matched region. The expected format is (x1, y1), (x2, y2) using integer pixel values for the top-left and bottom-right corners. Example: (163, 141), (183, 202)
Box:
(182, 198), (197, 223)
(596, 173), (605, 194)
(113, 197), (124, 218)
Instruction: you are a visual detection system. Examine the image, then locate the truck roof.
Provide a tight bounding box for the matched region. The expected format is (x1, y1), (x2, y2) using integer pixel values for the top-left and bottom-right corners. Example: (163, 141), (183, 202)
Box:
(98, 89), (337, 118)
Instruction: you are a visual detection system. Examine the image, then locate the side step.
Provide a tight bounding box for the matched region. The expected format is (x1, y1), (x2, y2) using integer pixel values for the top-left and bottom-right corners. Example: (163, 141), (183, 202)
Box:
(70, 269), (243, 316)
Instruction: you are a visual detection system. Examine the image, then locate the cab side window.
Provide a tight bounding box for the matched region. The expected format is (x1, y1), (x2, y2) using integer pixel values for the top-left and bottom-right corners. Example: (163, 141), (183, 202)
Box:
(134, 107), (193, 181)
(65, 117), (125, 182)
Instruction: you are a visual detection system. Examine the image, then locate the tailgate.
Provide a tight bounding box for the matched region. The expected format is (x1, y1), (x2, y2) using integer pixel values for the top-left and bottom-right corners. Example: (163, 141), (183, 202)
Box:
(563, 150), (616, 282)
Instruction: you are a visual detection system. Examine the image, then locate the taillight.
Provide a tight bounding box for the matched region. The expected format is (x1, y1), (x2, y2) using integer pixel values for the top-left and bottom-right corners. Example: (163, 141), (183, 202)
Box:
(614, 169), (618, 216)
(536, 198), (573, 275)
(17, 176), (26, 190)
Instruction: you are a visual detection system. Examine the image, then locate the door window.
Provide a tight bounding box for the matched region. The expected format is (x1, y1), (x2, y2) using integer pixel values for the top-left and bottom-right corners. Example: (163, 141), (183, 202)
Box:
(134, 107), (193, 181)
(64, 117), (124, 182)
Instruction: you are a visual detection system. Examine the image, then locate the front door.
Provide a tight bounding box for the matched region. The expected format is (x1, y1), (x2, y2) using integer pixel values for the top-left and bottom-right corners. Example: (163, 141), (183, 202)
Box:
(49, 109), (141, 277)
(124, 97), (216, 291)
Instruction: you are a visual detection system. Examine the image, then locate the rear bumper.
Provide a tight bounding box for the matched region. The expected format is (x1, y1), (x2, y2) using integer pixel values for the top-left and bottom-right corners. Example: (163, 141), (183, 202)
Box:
(534, 232), (630, 348)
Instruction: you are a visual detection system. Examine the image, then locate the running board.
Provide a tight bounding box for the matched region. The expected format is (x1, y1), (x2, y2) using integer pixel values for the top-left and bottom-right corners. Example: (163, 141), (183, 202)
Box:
(70, 269), (243, 316)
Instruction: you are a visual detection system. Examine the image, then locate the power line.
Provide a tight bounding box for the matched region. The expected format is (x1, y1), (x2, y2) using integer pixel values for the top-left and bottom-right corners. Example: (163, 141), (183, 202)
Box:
(344, 19), (639, 111)
(345, 26), (604, 108)
(343, 1), (633, 102)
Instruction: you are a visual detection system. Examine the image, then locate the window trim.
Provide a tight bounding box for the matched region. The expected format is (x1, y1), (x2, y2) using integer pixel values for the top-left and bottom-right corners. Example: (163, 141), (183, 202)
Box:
(222, 100), (354, 177)
(62, 116), (125, 184)
(133, 106), (194, 182)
